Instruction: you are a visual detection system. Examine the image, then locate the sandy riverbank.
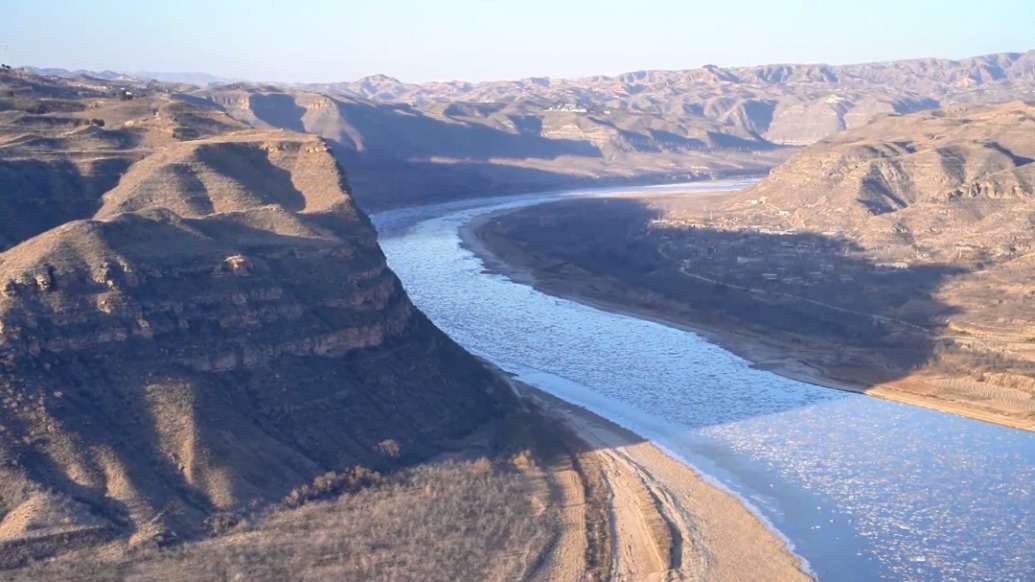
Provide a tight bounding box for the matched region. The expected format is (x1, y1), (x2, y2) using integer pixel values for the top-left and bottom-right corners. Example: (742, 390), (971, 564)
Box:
(504, 378), (813, 582)
(460, 210), (1035, 433)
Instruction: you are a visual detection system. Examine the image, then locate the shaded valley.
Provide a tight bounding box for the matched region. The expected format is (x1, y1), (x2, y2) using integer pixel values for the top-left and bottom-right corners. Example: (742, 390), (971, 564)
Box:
(189, 86), (786, 211)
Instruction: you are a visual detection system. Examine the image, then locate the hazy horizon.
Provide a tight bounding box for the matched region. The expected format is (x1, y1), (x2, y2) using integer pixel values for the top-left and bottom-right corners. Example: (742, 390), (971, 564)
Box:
(4, 0), (1035, 83)
(19, 45), (1035, 86)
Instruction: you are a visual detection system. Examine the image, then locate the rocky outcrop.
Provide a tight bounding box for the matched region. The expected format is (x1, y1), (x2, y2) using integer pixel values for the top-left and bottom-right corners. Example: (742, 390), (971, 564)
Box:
(0, 73), (508, 555)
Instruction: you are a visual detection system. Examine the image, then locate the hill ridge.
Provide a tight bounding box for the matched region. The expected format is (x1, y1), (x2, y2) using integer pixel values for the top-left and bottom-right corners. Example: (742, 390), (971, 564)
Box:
(0, 70), (508, 559)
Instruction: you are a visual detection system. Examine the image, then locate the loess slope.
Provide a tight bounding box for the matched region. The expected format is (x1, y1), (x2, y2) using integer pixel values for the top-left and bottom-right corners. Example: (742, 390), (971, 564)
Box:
(0, 70), (508, 562)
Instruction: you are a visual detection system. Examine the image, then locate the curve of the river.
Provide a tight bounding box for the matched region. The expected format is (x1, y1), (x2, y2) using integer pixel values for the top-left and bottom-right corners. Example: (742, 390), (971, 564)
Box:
(373, 182), (1035, 582)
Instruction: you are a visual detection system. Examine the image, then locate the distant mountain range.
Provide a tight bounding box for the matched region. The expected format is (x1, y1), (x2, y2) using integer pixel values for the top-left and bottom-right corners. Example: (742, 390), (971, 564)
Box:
(22, 67), (238, 87)
(26, 50), (1035, 148)
(304, 50), (1035, 145)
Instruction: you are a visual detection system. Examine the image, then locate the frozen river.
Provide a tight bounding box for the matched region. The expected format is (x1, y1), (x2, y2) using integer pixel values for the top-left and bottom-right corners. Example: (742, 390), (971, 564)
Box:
(373, 182), (1035, 581)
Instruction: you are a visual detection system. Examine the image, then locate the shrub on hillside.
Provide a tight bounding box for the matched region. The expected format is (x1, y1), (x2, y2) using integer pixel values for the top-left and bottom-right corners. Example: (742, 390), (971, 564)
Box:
(283, 467), (383, 509)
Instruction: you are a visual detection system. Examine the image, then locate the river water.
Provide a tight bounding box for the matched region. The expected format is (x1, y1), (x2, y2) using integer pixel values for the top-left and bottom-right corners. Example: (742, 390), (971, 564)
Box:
(373, 182), (1035, 582)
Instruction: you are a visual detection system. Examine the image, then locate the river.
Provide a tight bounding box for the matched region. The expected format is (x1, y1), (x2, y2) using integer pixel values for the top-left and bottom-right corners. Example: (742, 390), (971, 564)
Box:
(372, 182), (1035, 582)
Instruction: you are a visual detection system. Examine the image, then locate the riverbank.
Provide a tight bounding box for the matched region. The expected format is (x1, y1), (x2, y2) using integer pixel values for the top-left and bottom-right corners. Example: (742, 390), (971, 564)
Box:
(460, 209), (1035, 433)
(494, 370), (813, 581)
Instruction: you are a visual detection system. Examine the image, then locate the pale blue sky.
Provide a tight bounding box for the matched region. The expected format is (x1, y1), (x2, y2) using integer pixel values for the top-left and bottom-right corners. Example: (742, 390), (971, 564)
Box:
(3, 0), (1033, 82)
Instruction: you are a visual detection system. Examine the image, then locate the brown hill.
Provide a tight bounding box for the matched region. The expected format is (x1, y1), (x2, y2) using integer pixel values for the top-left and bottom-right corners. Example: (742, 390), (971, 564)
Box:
(0, 71), (507, 559)
(715, 101), (1035, 411)
(33, 50), (1035, 212)
(308, 50), (1035, 146)
(730, 101), (1035, 253)
(191, 87), (788, 210)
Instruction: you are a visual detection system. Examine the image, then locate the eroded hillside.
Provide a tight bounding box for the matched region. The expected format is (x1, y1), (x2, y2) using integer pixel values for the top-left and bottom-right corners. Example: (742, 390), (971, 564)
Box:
(309, 50), (1035, 145)
(190, 86), (787, 210)
(0, 70), (508, 560)
(727, 101), (1035, 380)
(30, 51), (1035, 213)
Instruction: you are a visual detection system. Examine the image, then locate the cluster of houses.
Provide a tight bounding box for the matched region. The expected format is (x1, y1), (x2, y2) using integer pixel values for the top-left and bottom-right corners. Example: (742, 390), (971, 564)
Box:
(546, 102), (588, 113)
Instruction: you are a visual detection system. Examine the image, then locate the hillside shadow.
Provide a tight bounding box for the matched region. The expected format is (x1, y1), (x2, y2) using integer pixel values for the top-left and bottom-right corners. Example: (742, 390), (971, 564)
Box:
(0, 158), (129, 252)
(507, 114), (544, 135)
(249, 93), (307, 133)
(331, 100), (602, 161)
(481, 197), (971, 397)
(647, 129), (709, 151)
(0, 403), (131, 567)
(231, 92), (605, 166)
(340, 156), (603, 211)
(337, 155), (737, 212)
(706, 131), (779, 150)
(194, 143), (307, 211)
(170, 92), (225, 112)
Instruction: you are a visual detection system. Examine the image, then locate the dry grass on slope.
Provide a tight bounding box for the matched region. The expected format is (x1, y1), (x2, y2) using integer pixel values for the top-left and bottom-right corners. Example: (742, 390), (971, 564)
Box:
(9, 407), (573, 582)
(11, 458), (559, 582)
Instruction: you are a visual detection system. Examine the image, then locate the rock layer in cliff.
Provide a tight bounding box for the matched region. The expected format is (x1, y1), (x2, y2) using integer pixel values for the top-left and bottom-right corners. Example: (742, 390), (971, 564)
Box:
(0, 71), (507, 559)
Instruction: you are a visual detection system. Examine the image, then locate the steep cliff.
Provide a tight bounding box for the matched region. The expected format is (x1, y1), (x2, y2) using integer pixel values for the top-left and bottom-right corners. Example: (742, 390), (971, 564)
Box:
(0, 72), (507, 556)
